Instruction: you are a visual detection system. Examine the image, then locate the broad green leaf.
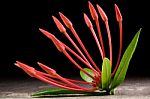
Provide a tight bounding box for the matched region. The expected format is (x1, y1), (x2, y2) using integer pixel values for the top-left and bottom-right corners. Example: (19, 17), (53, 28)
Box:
(32, 88), (106, 97)
(80, 68), (94, 82)
(101, 58), (111, 90)
(110, 28), (141, 90)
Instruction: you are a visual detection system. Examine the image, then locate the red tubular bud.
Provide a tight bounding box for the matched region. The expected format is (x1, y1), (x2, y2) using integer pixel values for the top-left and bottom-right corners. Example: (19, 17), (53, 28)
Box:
(39, 28), (53, 39)
(15, 61), (36, 77)
(39, 28), (65, 52)
(37, 62), (57, 77)
(96, 4), (108, 22)
(88, 1), (98, 20)
(59, 12), (73, 28)
(52, 16), (66, 33)
(84, 13), (93, 28)
(114, 4), (122, 22)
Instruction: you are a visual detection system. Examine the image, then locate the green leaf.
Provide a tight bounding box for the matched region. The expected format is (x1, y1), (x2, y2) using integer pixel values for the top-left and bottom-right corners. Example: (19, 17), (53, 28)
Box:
(32, 88), (66, 97)
(31, 88), (107, 97)
(110, 28), (141, 90)
(80, 68), (94, 82)
(101, 58), (111, 90)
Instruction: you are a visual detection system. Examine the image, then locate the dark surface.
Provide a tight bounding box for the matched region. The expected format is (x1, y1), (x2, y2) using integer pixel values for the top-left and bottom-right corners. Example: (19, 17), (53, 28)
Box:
(0, 0), (149, 78)
(0, 77), (150, 98)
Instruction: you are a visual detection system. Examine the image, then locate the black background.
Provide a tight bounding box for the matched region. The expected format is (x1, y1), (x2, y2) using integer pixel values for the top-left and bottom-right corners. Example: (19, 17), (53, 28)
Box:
(0, 0), (149, 79)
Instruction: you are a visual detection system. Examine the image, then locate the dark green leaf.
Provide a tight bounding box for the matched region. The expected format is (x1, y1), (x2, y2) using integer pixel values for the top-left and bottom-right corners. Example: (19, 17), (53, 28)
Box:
(110, 28), (141, 90)
(101, 58), (111, 90)
(31, 88), (108, 97)
(80, 68), (94, 82)
(32, 88), (65, 97)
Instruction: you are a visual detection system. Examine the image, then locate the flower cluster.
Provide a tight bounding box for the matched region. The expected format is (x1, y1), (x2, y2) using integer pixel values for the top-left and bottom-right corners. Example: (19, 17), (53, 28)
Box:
(15, 1), (141, 95)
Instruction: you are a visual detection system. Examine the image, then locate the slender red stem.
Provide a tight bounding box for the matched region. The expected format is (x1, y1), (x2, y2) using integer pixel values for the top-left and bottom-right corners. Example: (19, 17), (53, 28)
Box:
(90, 28), (104, 60)
(84, 13), (104, 60)
(37, 68), (92, 84)
(16, 61), (67, 87)
(88, 1), (105, 58)
(56, 74), (93, 90)
(37, 62), (92, 85)
(90, 27), (104, 59)
(59, 12), (101, 73)
(53, 14), (90, 64)
(39, 28), (95, 79)
(70, 27), (101, 73)
(15, 61), (36, 77)
(64, 44), (93, 69)
(65, 78), (92, 85)
(95, 20), (105, 58)
(38, 62), (93, 90)
(39, 28), (65, 52)
(64, 43), (99, 76)
(105, 21), (112, 65)
(36, 70), (70, 86)
(112, 22), (122, 76)
(62, 50), (95, 79)
(35, 71), (96, 91)
(64, 31), (90, 63)
(112, 4), (123, 76)
(38, 62), (91, 90)
(97, 4), (112, 65)
(15, 61), (96, 91)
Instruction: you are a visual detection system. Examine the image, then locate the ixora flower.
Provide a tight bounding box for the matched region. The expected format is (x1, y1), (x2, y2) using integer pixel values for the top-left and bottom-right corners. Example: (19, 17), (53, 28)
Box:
(15, 1), (141, 97)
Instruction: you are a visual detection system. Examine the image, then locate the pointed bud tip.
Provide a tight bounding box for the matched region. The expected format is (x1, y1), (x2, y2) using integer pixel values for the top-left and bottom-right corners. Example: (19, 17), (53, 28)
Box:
(39, 28), (53, 36)
(83, 13), (86, 17)
(83, 13), (93, 28)
(52, 15), (59, 23)
(59, 12), (73, 28)
(39, 28), (51, 35)
(114, 4), (122, 21)
(37, 62), (45, 68)
(37, 62), (57, 74)
(39, 28), (44, 32)
(88, 1), (91, 5)
(37, 62), (46, 68)
(52, 15), (55, 19)
(39, 28), (65, 52)
(14, 63), (20, 67)
(59, 12), (62, 16)
(96, 4), (108, 22)
(15, 61), (22, 65)
(15, 60), (19, 63)
(52, 15), (66, 33)
(88, 1), (98, 20)
(37, 62), (41, 65)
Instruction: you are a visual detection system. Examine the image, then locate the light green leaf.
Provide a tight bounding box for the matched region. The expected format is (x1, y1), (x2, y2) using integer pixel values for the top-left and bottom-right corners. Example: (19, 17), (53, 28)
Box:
(110, 28), (141, 90)
(80, 68), (94, 82)
(101, 58), (111, 90)
(32, 88), (106, 97)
